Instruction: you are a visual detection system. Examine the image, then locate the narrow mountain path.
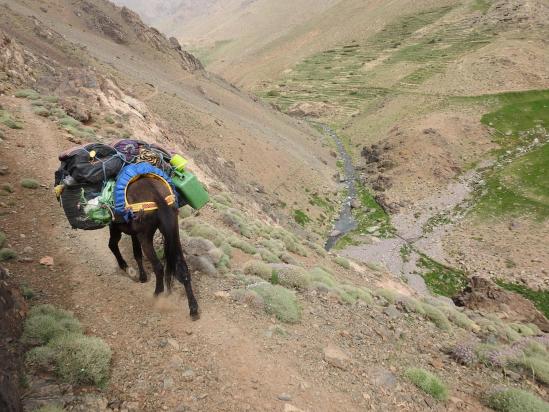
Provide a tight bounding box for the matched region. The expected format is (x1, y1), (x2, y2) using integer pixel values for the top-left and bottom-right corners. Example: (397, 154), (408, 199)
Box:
(1, 98), (361, 411)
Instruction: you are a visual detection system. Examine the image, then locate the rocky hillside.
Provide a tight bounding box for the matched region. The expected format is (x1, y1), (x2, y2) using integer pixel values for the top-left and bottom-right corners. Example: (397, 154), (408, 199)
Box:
(1, 0), (340, 230)
(1, 0), (549, 411)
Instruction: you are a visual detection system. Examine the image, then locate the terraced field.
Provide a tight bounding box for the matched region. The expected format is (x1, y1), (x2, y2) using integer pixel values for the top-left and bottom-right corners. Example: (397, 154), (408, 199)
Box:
(260, 4), (493, 121)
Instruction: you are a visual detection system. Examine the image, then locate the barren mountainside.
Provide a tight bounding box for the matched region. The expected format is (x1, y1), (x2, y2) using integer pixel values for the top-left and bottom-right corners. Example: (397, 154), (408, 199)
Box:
(1, 0), (549, 411)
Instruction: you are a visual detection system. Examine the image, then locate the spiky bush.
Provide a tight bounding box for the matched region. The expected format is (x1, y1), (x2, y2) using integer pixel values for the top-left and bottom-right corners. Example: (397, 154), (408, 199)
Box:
(0, 248), (17, 261)
(272, 265), (312, 290)
(309, 267), (337, 288)
(179, 205), (193, 219)
(228, 237), (257, 255)
(230, 289), (265, 310)
(486, 388), (549, 412)
(249, 283), (301, 323)
(22, 305), (82, 345)
(58, 116), (81, 128)
(442, 307), (477, 331)
(509, 323), (536, 337)
(421, 303), (451, 331)
(24, 305), (111, 388)
(33, 404), (64, 412)
(258, 247), (280, 263)
(0, 231), (6, 248)
(1, 183), (13, 193)
(260, 239), (286, 256)
(514, 355), (549, 385)
(404, 368), (448, 400)
(48, 333), (111, 387)
(15, 89), (40, 99)
(396, 296), (425, 315)
(243, 260), (273, 280)
(334, 256), (351, 269)
(375, 288), (398, 305)
(186, 222), (224, 246)
(222, 209), (254, 238)
(20, 178), (39, 189)
(340, 285), (373, 304)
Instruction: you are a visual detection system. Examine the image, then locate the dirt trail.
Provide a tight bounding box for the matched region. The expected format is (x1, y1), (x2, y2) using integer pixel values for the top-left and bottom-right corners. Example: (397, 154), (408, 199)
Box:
(1, 98), (360, 411)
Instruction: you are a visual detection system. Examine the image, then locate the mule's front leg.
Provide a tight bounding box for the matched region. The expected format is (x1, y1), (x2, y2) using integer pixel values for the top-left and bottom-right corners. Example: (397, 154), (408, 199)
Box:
(108, 225), (128, 271)
(131, 235), (147, 283)
(139, 233), (165, 296)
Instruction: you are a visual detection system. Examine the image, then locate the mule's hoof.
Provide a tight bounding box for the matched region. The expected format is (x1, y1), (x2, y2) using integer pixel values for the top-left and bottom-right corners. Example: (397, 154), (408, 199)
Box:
(153, 290), (164, 297)
(139, 276), (147, 283)
(190, 311), (200, 321)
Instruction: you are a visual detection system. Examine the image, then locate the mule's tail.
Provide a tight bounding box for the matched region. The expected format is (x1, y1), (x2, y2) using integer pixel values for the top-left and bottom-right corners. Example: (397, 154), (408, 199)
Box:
(153, 190), (181, 290)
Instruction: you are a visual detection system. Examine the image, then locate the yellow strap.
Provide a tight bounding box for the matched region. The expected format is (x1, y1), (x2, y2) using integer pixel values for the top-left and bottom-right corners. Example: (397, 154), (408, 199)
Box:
(127, 194), (176, 213)
(125, 174), (176, 213)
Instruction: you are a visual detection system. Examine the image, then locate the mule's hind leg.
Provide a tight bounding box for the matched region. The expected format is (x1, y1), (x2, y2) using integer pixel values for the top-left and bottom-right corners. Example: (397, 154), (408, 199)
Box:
(177, 256), (199, 320)
(131, 235), (147, 283)
(138, 232), (165, 296)
(108, 225), (128, 271)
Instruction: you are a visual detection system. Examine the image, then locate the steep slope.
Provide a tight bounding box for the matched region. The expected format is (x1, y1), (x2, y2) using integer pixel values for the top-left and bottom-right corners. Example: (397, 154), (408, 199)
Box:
(1, 0), (338, 231)
(2, 0), (549, 411)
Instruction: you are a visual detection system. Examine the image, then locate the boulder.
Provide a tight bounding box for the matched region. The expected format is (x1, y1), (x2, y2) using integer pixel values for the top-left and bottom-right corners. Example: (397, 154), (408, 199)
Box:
(454, 276), (549, 332)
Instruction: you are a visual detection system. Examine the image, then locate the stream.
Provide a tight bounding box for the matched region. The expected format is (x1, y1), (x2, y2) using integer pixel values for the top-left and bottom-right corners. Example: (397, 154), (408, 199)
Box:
(320, 123), (483, 296)
(320, 124), (358, 250)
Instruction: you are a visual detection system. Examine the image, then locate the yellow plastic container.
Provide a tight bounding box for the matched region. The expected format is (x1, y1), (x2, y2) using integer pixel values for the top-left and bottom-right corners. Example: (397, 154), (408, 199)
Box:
(170, 154), (188, 172)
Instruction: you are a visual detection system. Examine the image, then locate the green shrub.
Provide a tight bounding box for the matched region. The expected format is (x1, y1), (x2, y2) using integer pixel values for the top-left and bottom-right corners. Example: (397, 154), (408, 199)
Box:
(243, 260), (273, 280)
(397, 296), (425, 315)
(0, 231), (6, 248)
(340, 285), (373, 304)
(334, 256), (351, 269)
(309, 267), (338, 287)
(58, 116), (81, 128)
(26, 346), (56, 369)
(104, 115), (115, 124)
(249, 283), (301, 323)
(440, 307), (477, 331)
(375, 288), (398, 305)
(228, 237), (257, 254)
(22, 306), (82, 345)
(514, 355), (549, 385)
(15, 89), (40, 99)
(260, 239), (286, 256)
(179, 205), (193, 219)
(421, 303), (451, 331)
(0, 248), (17, 261)
(486, 388), (549, 412)
(187, 222), (224, 246)
(1, 116), (23, 129)
(49, 333), (111, 387)
(334, 288), (356, 304)
(33, 404), (64, 412)
(404, 368), (448, 400)
(43, 95), (59, 103)
(20, 178), (40, 189)
(21, 284), (35, 300)
(293, 210), (311, 226)
(504, 326), (522, 343)
(230, 288), (265, 309)
(33, 107), (50, 117)
(509, 323), (536, 337)
(258, 248), (281, 263)
(2, 183), (14, 193)
(272, 265), (312, 290)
